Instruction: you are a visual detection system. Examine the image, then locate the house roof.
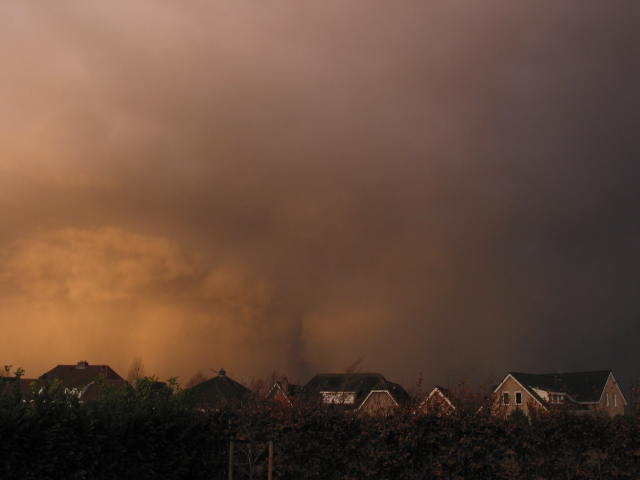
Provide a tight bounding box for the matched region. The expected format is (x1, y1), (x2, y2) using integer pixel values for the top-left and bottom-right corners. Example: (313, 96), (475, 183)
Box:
(283, 382), (305, 396)
(39, 361), (124, 388)
(417, 386), (458, 412)
(80, 379), (131, 402)
(189, 369), (254, 409)
(304, 373), (409, 408)
(386, 380), (411, 404)
(508, 370), (614, 404)
(428, 386), (455, 403)
(431, 385), (451, 397)
(266, 380), (304, 403)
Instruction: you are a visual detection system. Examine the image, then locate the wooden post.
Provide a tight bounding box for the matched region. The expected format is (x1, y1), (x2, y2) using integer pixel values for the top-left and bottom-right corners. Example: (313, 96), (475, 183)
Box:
(228, 440), (234, 480)
(267, 441), (273, 480)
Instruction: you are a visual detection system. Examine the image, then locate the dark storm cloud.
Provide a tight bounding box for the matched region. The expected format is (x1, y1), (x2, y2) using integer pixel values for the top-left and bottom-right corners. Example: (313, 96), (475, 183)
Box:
(0, 1), (638, 387)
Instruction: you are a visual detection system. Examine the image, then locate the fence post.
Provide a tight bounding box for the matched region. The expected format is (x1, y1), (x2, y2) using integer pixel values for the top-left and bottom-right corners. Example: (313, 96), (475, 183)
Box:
(268, 441), (273, 480)
(228, 440), (234, 480)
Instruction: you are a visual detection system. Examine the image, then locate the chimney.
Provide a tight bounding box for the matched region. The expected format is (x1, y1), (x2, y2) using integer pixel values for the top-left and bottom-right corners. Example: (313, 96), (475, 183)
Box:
(76, 361), (88, 369)
(218, 368), (226, 377)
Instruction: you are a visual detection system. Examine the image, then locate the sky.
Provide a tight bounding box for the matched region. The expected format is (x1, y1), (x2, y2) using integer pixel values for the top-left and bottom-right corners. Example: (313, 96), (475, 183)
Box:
(0, 1), (638, 389)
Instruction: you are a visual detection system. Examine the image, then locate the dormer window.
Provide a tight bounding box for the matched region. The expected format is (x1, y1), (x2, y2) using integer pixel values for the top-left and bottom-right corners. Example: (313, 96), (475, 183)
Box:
(503, 392), (510, 405)
(550, 394), (564, 404)
(321, 391), (356, 405)
(515, 392), (522, 405)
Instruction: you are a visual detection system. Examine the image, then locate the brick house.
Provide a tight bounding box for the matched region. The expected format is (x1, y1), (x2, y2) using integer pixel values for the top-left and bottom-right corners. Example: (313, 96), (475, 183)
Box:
(39, 360), (128, 401)
(492, 370), (627, 417)
(417, 386), (457, 416)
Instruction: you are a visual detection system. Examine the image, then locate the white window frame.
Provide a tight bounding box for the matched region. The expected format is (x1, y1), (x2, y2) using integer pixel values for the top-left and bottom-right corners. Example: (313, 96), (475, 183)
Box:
(515, 391), (522, 405)
(550, 394), (564, 404)
(605, 392), (609, 406)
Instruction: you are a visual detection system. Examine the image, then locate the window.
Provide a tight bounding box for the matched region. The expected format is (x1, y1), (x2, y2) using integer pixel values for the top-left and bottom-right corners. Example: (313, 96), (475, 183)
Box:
(605, 392), (610, 406)
(551, 394), (564, 404)
(503, 392), (510, 405)
(614, 394), (617, 407)
(320, 391), (356, 405)
(515, 392), (522, 405)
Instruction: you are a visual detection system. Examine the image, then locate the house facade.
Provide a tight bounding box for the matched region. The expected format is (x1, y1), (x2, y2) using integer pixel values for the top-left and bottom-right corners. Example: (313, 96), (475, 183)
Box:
(493, 370), (627, 417)
(418, 386), (457, 416)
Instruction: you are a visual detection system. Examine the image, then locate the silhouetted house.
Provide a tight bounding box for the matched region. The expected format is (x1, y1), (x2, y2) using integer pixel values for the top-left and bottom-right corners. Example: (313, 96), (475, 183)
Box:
(493, 370), (627, 418)
(418, 386), (457, 416)
(39, 361), (128, 401)
(304, 373), (409, 415)
(266, 379), (304, 406)
(189, 368), (254, 410)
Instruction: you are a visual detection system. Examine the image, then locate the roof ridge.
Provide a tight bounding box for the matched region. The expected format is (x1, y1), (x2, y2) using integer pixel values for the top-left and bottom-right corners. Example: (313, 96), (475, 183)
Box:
(510, 370), (611, 376)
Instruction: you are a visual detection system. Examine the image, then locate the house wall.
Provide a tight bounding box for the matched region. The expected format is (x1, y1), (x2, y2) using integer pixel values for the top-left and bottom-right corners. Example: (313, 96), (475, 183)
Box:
(358, 391), (397, 416)
(593, 375), (625, 417)
(420, 392), (455, 416)
(493, 376), (543, 417)
(270, 388), (291, 406)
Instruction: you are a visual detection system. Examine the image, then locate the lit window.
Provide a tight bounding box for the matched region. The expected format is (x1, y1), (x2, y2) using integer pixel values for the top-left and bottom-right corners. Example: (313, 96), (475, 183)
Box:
(515, 392), (522, 405)
(605, 393), (609, 406)
(503, 392), (510, 405)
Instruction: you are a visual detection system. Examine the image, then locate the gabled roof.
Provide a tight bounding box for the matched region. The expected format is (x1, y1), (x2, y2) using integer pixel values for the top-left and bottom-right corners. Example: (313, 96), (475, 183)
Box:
(266, 380), (304, 404)
(304, 373), (409, 408)
(39, 361), (124, 388)
(502, 370), (617, 406)
(189, 369), (254, 409)
(415, 386), (459, 415)
(426, 386), (456, 409)
(430, 385), (451, 398)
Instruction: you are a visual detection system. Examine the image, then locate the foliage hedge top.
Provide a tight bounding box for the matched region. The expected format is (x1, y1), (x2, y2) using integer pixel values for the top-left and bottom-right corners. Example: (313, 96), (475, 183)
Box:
(1, 377), (639, 480)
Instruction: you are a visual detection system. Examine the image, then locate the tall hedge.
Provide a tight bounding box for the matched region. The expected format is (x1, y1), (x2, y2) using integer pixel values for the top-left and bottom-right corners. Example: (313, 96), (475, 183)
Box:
(1, 379), (639, 479)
